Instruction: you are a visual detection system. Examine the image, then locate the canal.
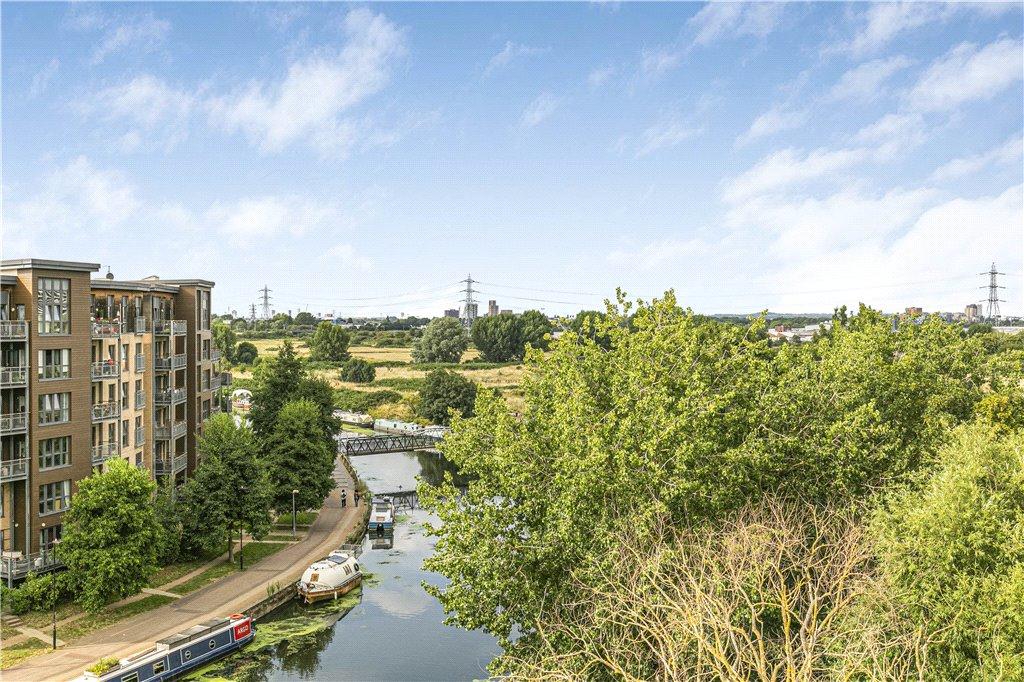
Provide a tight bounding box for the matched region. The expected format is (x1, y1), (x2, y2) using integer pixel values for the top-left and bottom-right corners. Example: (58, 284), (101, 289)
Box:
(186, 449), (501, 681)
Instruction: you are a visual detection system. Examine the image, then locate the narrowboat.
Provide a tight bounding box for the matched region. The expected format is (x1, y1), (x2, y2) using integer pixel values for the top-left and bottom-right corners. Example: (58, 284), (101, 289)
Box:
(298, 547), (362, 605)
(370, 496), (396, 533)
(372, 418), (423, 435)
(79, 614), (254, 682)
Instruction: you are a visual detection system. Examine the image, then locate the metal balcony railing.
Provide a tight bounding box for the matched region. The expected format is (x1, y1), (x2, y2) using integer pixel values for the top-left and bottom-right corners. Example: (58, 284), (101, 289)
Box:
(210, 376), (222, 390)
(220, 372), (232, 386)
(91, 442), (119, 465)
(91, 321), (122, 338)
(91, 401), (120, 422)
(154, 354), (187, 371)
(172, 420), (187, 439)
(90, 361), (120, 380)
(135, 426), (145, 447)
(154, 320), (187, 335)
(0, 457), (28, 482)
(0, 412), (28, 434)
(0, 366), (28, 387)
(173, 453), (188, 472)
(154, 388), (186, 405)
(135, 317), (148, 333)
(135, 390), (146, 409)
(0, 321), (28, 339)
(171, 320), (187, 335)
(153, 422), (186, 440)
(135, 354), (145, 372)
(155, 457), (172, 475)
(212, 349), (222, 362)
(1, 550), (62, 582)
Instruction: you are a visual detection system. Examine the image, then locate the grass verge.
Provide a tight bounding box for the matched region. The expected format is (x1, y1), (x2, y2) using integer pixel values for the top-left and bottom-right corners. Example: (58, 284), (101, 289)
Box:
(58, 595), (175, 642)
(0, 637), (46, 669)
(170, 542), (290, 596)
(276, 510), (319, 526)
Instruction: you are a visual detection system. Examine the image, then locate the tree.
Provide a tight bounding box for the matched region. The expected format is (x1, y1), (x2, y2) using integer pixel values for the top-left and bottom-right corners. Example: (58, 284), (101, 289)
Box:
(471, 314), (526, 362)
(265, 399), (336, 511)
(413, 317), (469, 363)
(519, 310), (552, 351)
(179, 414), (273, 560)
(569, 309), (612, 349)
(294, 311), (318, 326)
(212, 319), (238, 363)
(294, 376), (342, 448)
(340, 357), (376, 383)
(421, 294), (989, 663)
(153, 476), (181, 566)
(249, 340), (305, 438)
(57, 460), (159, 612)
(417, 369), (477, 425)
(235, 341), (259, 364)
(308, 321), (351, 362)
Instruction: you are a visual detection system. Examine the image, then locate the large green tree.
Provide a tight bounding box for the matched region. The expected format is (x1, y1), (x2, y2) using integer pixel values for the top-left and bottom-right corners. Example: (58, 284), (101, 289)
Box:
(179, 414), (273, 560)
(265, 399), (337, 511)
(308, 321), (351, 362)
(235, 341), (259, 364)
(422, 293), (988, 662)
(471, 314), (526, 362)
(249, 340), (305, 438)
(417, 369), (477, 425)
(294, 311), (318, 326)
(519, 310), (552, 351)
(58, 460), (159, 612)
(212, 319), (238, 363)
(339, 357), (376, 383)
(413, 317), (469, 363)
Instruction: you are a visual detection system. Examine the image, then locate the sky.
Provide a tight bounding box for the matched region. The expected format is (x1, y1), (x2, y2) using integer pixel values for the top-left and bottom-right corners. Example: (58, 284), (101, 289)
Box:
(3, 1), (1022, 318)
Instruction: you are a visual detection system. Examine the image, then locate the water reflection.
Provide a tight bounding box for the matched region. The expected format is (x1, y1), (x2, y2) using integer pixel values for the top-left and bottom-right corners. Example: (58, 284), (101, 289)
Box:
(191, 450), (499, 681)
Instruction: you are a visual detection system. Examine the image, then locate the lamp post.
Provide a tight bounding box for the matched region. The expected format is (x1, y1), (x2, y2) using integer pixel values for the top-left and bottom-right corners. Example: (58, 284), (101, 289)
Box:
(50, 537), (60, 650)
(291, 489), (298, 539)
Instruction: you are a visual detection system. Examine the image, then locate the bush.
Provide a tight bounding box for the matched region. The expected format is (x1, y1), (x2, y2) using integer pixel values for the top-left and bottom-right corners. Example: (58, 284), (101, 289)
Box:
(87, 657), (120, 675)
(339, 358), (376, 383)
(7, 572), (73, 614)
(235, 341), (259, 364)
(335, 388), (402, 413)
(417, 369), (477, 425)
(308, 322), (351, 362)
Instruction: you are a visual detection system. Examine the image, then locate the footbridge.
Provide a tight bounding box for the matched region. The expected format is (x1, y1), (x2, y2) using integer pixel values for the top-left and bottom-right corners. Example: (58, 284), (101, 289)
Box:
(339, 433), (441, 457)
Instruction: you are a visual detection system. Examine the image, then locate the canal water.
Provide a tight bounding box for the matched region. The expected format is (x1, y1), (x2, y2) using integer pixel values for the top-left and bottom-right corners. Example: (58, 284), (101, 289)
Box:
(187, 450), (500, 681)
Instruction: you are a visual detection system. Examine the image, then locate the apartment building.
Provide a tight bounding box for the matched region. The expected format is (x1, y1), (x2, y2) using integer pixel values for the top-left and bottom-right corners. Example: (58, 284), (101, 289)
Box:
(0, 259), (228, 582)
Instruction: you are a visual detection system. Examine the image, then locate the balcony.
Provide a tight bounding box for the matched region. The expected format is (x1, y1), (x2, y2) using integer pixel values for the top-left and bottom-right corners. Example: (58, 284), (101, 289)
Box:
(210, 375), (222, 391)
(0, 457), (28, 482)
(1, 550), (62, 582)
(154, 387), (186, 405)
(91, 442), (119, 466)
(220, 372), (232, 387)
(135, 390), (146, 409)
(154, 457), (172, 475)
(91, 401), (120, 422)
(135, 316), (148, 333)
(154, 354), (187, 371)
(154, 421), (187, 441)
(0, 366), (28, 388)
(154, 320), (187, 336)
(0, 412), (28, 435)
(135, 426), (145, 447)
(90, 361), (120, 380)
(0, 321), (28, 340)
(91, 321), (122, 338)
(173, 453), (188, 472)
(135, 354), (145, 372)
(212, 349), (222, 362)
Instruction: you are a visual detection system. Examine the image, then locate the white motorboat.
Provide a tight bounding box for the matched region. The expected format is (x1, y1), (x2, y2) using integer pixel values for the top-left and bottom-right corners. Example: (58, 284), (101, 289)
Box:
(297, 547), (362, 605)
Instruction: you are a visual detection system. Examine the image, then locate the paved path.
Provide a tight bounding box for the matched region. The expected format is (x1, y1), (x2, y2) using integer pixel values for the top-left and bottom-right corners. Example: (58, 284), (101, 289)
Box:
(6, 457), (362, 682)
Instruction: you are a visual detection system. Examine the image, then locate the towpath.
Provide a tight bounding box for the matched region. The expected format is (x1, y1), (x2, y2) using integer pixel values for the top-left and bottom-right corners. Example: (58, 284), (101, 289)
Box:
(5, 456), (363, 682)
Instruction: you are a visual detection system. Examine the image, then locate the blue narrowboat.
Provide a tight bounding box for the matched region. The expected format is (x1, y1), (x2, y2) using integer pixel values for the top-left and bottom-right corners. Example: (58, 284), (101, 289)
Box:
(79, 614), (255, 682)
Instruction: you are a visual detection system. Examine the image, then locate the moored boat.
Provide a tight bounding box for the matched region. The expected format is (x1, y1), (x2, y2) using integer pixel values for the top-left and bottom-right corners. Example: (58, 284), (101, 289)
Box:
(298, 547), (362, 605)
(369, 496), (396, 533)
(79, 614), (255, 682)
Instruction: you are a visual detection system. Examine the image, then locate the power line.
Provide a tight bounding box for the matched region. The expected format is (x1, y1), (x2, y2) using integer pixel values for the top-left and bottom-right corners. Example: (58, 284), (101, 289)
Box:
(270, 282), (463, 302)
(474, 281), (600, 297)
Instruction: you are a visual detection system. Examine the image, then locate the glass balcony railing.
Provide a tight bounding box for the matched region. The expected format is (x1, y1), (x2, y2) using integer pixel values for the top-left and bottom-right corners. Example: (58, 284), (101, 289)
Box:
(0, 412), (28, 434)
(91, 442), (119, 465)
(90, 360), (120, 380)
(0, 457), (28, 482)
(91, 401), (120, 422)
(0, 366), (28, 387)
(154, 354), (187, 371)
(154, 388), (186, 405)
(154, 320), (187, 335)
(91, 321), (122, 338)
(0, 321), (28, 339)
(1, 550), (62, 581)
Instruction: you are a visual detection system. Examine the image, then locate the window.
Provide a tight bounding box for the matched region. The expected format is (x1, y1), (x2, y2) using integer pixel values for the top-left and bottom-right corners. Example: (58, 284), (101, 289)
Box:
(38, 349), (70, 380)
(39, 481), (71, 515)
(121, 382), (129, 408)
(39, 437), (70, 470)
(153, 661), (165, 674)
(37, 278), (70, 334)
(121, 344), (129, 370)
(135, 342), (143, 371)
(121, 419), (129, 447)
(122, 673), (139, 682)
(38, 393), (70, 424)
(40, 524), (62, 550)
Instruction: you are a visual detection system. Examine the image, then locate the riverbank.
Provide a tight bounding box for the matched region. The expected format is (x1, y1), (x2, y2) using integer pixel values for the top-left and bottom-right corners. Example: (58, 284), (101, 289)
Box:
(2, 455), (365, 682)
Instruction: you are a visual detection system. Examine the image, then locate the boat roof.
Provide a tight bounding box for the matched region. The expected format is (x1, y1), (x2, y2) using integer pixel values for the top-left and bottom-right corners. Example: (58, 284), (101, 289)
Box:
(156, 617), (232, 648)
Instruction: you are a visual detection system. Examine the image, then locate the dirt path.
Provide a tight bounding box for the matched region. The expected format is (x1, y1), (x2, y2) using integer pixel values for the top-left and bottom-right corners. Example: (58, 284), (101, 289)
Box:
(5, 457), (362, 682)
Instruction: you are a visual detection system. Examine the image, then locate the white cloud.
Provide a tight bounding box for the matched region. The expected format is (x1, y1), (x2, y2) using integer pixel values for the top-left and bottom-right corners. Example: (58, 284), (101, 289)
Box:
(722, 146), (871, 203)
(689, 2), (783, 48)
(323, 243), (372, 271)
(930, 136), (1024, 182)
(852, 111), (926, 150)
(587, 65), (616, 89)
(842, 2), (950, 57)
(629, 118), (699, 158)
(640, 47), (683, 79)
(518, 93), (559, 128)
(90, 13), (171, 64)
(906, 38), (1024, 112)
(485, 41), (549, 76)
(29, 58), (59, 98)
(207, 9), (407, 156)
(828, 55), (914, 101)
(737, 105), (808, 146)
(607, 238), (707, 270)
(86, 74), (195, 128)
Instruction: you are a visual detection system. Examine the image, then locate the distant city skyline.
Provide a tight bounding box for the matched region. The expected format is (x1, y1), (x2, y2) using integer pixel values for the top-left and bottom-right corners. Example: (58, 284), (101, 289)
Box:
(4, 2), (1022, 316)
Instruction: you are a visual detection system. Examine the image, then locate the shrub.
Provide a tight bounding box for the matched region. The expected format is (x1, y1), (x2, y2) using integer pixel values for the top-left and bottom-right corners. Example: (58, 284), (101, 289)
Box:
(339, 358), (376, 383)
(335, 388), (402, 413)
(87, 657), (120, 675)
(417, 369), (477, 425)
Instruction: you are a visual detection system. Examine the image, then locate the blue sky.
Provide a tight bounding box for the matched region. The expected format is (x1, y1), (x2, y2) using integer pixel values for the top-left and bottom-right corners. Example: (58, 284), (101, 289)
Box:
(4, 2), (1022, 317)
